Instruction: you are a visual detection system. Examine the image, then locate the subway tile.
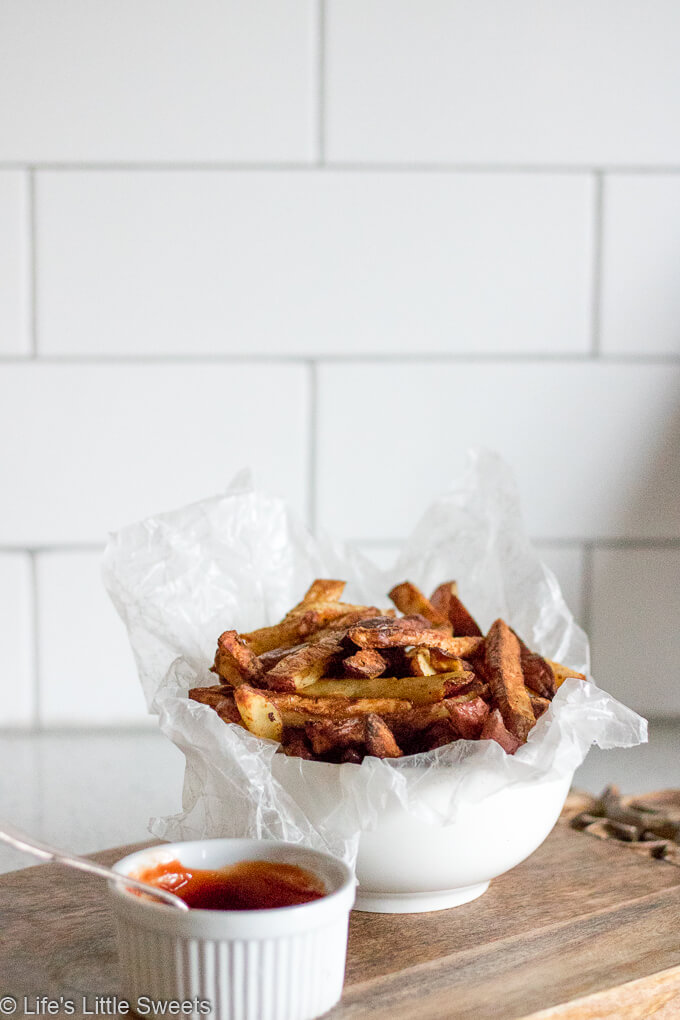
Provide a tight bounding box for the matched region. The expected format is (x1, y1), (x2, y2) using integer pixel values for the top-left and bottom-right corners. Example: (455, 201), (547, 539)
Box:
(36, 170), (593, 357)
(0, 363), (309, 545)
(591, 547), (680, 715)
(0, 553), (35, 726)
(317, 362), (680, 542)
(326, 0), (680, 165)
(601, 176), (680, 356)
(533, 544), (585, 627)
(36, 551), (148, 726)
(0, 171), (29, 355)
(0, 1), (315, 162)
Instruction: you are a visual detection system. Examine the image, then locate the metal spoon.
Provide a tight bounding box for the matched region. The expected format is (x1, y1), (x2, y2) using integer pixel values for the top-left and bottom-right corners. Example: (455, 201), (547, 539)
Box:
(0, 823), (189, 911)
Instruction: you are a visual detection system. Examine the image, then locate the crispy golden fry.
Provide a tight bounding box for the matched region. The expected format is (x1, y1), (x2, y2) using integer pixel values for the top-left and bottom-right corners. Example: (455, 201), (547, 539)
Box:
(214, 630), (264, 685)
(510, 629), (556, 698)
(430, 582), (483, 637)
(234, 684), (283, 741)
(446, 695), (490, 739)
(189, 685), (243, 725)
(383, 692), (479, 735)
(342, 648), (387, 678)
(301, 671), (477, 705)
(302, 578), (346, 603)
(480, 707), (522, 754)
(484, 619), (535, 742)
(388, 581), (451, 630)
(242, 602), (392, 654)
(547, 659), (586, 688)
(306, 717), (365, 755)
(242, 687), (410, 727)
(349, 617), (484, 657)
(263, 637), (342, 692)
(365, 714), (402, 758)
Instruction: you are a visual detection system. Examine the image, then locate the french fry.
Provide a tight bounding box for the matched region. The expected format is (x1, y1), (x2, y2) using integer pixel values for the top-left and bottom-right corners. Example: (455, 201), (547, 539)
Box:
(511, 629), (556, 698)
(263, 637), (342, 692)
(365, 714), (402, 758)
(280, 729), (316, 759)
(446, 695), (490, 739)
(406, 647), (438, 676)
(388, 582), (450, 630)
(529, 691), (551, 719)
(484, 619), (535, 742)
(242, 602), (392, 653)
(301, 672), (478, 705)
(430, 581), (483, 637)
(302, 578), (346, 603)
(422, 719), (457, 750)
(189, 685), (243, 725)
(306, 718), (365, 755)
(480, 708), (522, 754)
(548, 659), (586, 688)
(234, 684), (283, 741)
(343, 649), (387, 678)
(214, 630), (264, 685)
(349, 617), (484, 657)
(253, 688), (411, 726)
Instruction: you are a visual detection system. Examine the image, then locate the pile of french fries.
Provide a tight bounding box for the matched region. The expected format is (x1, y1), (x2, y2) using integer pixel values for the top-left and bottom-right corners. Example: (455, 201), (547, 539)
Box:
(190, 579), (585, 762)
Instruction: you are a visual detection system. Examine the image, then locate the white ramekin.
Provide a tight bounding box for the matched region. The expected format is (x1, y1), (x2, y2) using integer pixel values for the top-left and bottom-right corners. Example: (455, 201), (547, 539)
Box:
(110, 838), (355, 1020)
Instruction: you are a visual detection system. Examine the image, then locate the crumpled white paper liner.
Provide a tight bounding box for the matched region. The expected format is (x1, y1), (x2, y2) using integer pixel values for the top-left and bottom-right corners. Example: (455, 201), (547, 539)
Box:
(103, 450), (647, 866)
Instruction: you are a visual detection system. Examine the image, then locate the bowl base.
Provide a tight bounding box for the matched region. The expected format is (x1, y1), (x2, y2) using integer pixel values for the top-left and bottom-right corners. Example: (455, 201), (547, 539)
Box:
(353, 880), (490, 914)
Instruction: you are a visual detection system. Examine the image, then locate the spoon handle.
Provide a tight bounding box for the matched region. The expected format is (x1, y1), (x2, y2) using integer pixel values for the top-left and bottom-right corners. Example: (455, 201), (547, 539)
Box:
(0, 824), (188, 911)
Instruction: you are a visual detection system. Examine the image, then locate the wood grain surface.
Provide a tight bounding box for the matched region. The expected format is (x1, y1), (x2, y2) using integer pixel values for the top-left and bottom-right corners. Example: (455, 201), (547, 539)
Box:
(1, 807), (680, 1019)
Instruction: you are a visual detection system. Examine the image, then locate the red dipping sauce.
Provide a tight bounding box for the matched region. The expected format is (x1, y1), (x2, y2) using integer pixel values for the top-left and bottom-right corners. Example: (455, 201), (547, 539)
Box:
(136, 858), (327, 911)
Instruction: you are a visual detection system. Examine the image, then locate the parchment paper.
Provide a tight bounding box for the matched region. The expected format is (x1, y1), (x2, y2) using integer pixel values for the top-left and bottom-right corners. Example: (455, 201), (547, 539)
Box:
(103, 451), (647, 865)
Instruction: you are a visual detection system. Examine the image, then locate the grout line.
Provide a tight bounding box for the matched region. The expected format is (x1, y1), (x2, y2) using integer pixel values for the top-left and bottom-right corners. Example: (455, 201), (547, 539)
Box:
(349, 536), (680, 550)
(28, 550), (42, 730)
(0, 543), (104, 554)
(580, 542), (595, 639)
(1, 352), (680, 366)
(590, 172), (604, 355)
(27, 168), (38, 358)
(316, 0), (326, 165)
(307, 360), (319, 534)
(4, 161), (680, 174)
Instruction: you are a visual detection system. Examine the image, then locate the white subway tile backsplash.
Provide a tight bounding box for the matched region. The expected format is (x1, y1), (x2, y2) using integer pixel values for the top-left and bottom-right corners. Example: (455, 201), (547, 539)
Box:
(591, 547), (680, 715)
(36, 171), (593, 357)
(37, 551), (147, 726)
(317, 362), (680, 542)
(0, 1), (315, 162)
(0, 363), (309, 545)
(0, 171), (29, 356)
(601, 176), (680, 356)
(326, 0), (680, 165)
(0, 553), (34, 726)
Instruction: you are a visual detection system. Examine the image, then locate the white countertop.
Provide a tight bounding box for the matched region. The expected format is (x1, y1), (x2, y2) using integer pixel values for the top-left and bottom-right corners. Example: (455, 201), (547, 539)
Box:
(1, 721), (678, 875)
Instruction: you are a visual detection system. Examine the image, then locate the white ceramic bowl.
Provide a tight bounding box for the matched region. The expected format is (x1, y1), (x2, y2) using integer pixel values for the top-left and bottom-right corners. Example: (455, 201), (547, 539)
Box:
(271, 756), (574, 913)
(110, 838), (355, 1020)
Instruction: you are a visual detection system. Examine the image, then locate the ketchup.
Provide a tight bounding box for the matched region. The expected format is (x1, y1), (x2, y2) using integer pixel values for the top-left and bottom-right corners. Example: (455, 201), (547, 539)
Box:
(136, 859), (327, 911)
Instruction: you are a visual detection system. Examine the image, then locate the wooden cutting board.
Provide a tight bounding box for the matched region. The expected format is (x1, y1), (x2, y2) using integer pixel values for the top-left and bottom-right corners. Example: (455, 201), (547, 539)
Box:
(2, 798), (680, 1020)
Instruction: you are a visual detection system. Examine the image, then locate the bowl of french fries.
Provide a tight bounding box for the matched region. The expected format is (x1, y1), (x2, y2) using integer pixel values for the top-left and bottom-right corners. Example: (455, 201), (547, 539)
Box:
(189, 577), (585, 912)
